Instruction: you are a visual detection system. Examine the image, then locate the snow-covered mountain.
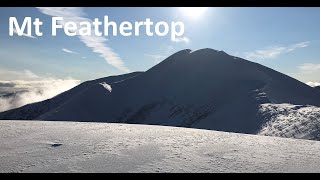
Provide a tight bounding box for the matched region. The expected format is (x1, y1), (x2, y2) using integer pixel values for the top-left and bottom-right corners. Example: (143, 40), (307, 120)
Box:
(1, 48), (320, 140)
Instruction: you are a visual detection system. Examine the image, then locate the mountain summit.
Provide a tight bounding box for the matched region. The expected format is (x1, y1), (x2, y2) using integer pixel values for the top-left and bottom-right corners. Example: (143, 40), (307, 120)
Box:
(1, 48), (320, 139)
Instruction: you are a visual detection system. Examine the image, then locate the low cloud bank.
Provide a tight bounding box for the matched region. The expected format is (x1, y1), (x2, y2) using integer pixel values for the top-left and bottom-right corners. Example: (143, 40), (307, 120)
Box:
(0, 73), (80, 112)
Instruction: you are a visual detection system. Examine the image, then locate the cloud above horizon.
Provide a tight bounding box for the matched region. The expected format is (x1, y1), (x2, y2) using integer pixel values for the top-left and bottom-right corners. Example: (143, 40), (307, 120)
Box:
(37, 7), (130, 72)
(288, 63), (320, 87)
(0, 69), (40, 81)
(62, 48), (79, 54)
(244, 41), (310, 60)
(298, 63), (320, 73)
(144, 45), (175, 64)
(144, 54), (167, 63)
(0, 69), (80, 112)
(172, 36), (190, 44)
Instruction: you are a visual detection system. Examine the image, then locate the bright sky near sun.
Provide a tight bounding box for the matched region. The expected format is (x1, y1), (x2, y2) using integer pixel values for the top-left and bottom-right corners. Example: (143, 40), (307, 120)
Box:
(0, 7), (320, 85)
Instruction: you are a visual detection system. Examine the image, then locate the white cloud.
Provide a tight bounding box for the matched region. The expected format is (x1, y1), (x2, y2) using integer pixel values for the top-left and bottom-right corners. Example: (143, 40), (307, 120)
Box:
(244, 41), (310, 60)
(36, 7), (129, 72)
(298, 63), (320, 73)
(306, 81), (320, 87)
(0, 69), (80, 112)
(144, 45), (176, 64)
(245, 47), (286, 59)
(288, 63), (320, 87)
(79, 35), (129, 72)
(144, 54), (167, 63)
(172, 37), (190, 44)
(62, 48), (79, 54)
(287, 42), (310, 51)
(0, 69), (40, 81)
(12, 28), (36, 38)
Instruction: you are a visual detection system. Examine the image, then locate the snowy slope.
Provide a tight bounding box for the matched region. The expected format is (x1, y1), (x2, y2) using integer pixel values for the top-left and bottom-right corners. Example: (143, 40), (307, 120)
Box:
(1, 48), (320, 139)
(1, 120), (320, 173)
(0, 72), (142, 120)
(258, 103), (320, 140)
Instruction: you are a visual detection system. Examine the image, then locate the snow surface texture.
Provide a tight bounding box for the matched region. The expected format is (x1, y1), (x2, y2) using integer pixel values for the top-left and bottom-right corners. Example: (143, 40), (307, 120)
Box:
(258, 103), (320, 140)
(1, 120), (320, 173)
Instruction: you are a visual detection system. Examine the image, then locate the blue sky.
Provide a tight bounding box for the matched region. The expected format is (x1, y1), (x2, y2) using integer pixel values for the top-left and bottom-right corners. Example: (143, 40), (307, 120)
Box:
(0, 7), (320, 86)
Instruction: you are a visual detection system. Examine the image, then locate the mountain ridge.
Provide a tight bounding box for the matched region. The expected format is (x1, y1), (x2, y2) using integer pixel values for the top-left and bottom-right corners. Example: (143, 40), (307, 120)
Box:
(0, 72), (143, 120)
(1, 48), (320, 140)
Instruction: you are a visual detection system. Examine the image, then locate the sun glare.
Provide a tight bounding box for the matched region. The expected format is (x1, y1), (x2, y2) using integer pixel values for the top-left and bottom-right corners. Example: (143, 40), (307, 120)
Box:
(179, 7), (208, 19)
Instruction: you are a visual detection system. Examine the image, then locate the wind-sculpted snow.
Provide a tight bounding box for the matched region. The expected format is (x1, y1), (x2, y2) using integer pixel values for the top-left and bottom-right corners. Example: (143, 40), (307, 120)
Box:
(1, 120), (320, 173)
(258, 103), (320, 140)
(99, 82), (112, 92)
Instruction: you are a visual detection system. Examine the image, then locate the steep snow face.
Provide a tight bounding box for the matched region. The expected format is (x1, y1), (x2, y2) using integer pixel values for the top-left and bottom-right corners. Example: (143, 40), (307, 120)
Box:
(258, 103), (320, 140)
(1, 48), (320, 136)
(1, 121), (320, 173)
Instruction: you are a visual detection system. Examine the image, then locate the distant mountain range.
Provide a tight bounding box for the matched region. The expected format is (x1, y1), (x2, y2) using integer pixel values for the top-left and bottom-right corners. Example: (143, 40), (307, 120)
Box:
(1, 48), (320, 140)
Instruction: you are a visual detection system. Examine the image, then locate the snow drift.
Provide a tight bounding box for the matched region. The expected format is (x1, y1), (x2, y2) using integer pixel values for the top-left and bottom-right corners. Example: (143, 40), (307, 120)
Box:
(1, 120), (320, 173)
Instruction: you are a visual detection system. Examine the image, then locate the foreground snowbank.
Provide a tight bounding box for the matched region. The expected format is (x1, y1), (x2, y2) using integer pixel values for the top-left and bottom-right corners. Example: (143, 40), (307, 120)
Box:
(1, 120), (320, 173)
